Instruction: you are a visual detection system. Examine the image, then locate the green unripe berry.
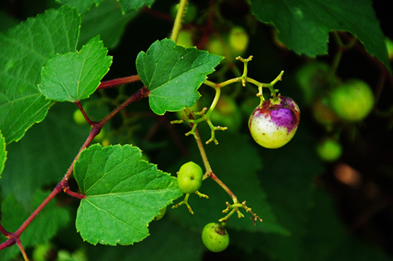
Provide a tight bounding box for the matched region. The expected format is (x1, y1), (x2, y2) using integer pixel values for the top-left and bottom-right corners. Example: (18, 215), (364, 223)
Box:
(317, 138), (342, 162)
(177, 29), (194, 47)
(312, 97), (340, 126)
(386, 37), (393, 60)
(210, 95), (242, 132)
(33, 243), (53, 261)
(93, 129), (105, 142)
(170, 3), (197, 24)
(177, 161), (203, 194)
(296, 62), (332, 106)
(228, 26), (249, 55)
(201, 222), (229, 253)
(329, 79), (374, 121)
(205, 37), (225, 56)
(73, 109), (87, 125)
(176, 100), (201, 125)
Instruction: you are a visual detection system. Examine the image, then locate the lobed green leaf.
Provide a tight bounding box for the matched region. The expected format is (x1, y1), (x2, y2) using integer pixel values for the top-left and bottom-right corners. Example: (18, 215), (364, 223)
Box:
(136, 38), (223, 115)
(74, 144), (182, 245)
(250, 0), (392, 73)
(0, 6), (80, 143)
(86, 219), (205, 261)
(78, 0), (138, 49)
(39, 36), (112, 102)
(252, 124), (325, 260)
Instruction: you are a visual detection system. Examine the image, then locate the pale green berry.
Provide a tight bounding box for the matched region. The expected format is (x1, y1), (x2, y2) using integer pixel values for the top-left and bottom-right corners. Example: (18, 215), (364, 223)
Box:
(329, 79), (374, 121)
(201, 223), (229, 253)
(177, 161), (203, 194)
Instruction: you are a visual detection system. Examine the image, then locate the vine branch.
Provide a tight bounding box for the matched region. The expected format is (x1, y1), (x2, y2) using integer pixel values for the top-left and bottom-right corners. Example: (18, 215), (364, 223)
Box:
(0, 84), (150, 255)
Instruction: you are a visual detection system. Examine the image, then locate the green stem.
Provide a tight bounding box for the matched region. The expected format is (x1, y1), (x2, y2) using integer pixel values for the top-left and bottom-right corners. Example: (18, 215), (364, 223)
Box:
(194, 127), (212, 175)
(170, 0), (188, 42)
(331, 32), (357, 74)
(210, 172), (238, 203)
(331, 32), (344, 74)
(204, 77), (243, 89)
(206, 87), (221, 117)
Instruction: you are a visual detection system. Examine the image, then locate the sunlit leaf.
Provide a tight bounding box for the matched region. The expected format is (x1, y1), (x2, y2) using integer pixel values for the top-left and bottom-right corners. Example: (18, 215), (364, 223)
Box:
(74, 144), (182, 245)
(136, 39), (223, 115)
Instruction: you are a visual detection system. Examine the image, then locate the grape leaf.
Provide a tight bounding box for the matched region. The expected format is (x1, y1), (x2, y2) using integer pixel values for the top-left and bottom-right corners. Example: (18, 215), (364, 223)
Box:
(78, 0), (138, 49)
(86, 219), (205, 261)
(0, 6), (80, 143)
(39, 36), (112, 102)
(252, 124), (325, 260)
(0, 10), (19, 33)
(74, 144), (182, 245)
(327, 237), (391, 261)
(229, 188), (391, 260)
(303, 189), (390, 261)
(56, 0), (152, 14)
(301, 188), (348, 261)
(56, 0), (104, 15)
(0, 131), (6, 177)
(0, 102), (95, 208)
(0, 190), (71, 261)
(119, 0), (155, 13)
(136, 39), (223, 115)
(250, 0), (392, 73)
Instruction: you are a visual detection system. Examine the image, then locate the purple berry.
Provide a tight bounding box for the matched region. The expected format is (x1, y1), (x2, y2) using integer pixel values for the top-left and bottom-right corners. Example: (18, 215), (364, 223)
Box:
(248, 96), (300, 149)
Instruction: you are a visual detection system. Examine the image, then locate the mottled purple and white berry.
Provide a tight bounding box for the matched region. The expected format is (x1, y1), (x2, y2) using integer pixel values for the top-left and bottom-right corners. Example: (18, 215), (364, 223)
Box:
(248, 96), (300, 149)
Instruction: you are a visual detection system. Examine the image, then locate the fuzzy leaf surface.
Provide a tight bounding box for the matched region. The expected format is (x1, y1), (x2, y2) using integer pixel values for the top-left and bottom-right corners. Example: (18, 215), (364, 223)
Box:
(136, 39), (223, 115)
(250, 0), (392, 73)
(39, 36), (112, 102)
(74, 144), (182, 245)
(0, 6), (80, 143)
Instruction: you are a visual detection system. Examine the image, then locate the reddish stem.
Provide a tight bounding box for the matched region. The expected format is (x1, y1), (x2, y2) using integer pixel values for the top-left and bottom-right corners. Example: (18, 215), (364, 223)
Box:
(64, 125), (100, 181)
(75, 101), (95, 126)
(0, 85), (150, 254)
(0, 183), (64, 251)
(63, 186), (86, 200)
(97, 75), (141, 89)
(0, 225), (10, 236)
(210, 172), (236, 201)
(100, 86), (150, 126)
(16, 239), (29, 261)
(0, 237), (15, 251)
(142, 6), (173, 21)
